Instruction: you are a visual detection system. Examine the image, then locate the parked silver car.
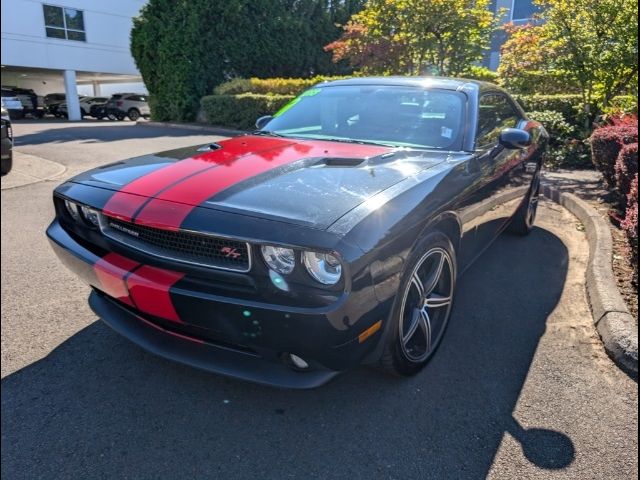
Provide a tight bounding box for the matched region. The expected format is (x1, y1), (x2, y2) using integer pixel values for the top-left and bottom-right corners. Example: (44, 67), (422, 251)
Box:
(105, 93), (150, 121)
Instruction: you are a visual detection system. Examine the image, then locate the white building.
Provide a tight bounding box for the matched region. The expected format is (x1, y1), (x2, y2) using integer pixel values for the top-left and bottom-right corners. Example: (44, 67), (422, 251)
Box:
(1, 0), (147, 120)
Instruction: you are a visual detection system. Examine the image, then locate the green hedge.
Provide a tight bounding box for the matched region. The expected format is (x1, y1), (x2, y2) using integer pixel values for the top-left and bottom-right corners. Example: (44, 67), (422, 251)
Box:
(501, 70), (579, 96)
(213, 70), (499, 98)
(214, 76), (350, 96)
(516, 94), (591, 127)
(201, 94), (294, 130)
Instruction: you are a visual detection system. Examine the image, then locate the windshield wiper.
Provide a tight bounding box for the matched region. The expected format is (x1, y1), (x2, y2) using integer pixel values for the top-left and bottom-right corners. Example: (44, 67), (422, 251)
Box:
(321, 138), (399, 148)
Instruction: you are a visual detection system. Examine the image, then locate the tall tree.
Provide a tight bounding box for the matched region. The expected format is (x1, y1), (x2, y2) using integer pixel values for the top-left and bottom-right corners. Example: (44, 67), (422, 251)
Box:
(131, 0), (365, 121)
(536, 0), (638, 112)
(325, 0), (499, 76)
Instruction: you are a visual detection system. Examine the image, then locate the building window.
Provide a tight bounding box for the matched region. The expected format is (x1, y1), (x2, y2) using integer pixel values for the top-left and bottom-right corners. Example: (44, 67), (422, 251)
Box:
(43, 4), (86, 41)
(511, 0), (541, 24)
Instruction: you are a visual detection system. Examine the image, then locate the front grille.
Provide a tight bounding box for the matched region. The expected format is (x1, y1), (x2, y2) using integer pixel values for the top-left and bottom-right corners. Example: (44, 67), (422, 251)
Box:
(100, 215), (251, 272)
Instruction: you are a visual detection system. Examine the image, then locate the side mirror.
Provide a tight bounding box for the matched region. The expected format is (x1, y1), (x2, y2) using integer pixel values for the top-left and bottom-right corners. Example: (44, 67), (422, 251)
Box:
(499, 128), (531, 149)
(255, 115), (273, 130)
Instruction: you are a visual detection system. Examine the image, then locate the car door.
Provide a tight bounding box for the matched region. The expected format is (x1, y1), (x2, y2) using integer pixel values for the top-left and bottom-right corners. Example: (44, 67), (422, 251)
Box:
(457, 92), (527, 269)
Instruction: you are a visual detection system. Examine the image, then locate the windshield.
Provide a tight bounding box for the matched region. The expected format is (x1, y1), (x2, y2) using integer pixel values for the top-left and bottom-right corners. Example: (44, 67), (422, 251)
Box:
(262, 85), (466, 150)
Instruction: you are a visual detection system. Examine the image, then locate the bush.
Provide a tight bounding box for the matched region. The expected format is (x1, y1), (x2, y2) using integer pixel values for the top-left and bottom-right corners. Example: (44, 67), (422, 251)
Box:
(528, 110), (575, 139)
(502, 70), (579, 96)
(462, 66), (499, 83)
(201, 94), (294, 130)
(590, 124), (639, 187)
(214, 76), (349, 96)
(622, 174), (639, 285)
(616, 143), (639, 199)
(515, 94), (592, 128)
(604, 95), (639, 116)
(528, 110), (591, 169)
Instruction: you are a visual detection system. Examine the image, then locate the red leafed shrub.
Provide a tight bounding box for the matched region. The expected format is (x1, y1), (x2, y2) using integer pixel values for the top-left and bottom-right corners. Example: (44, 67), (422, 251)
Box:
(615, 143), (639, 201)
(590, 123), (638, 187)
(608, 113), (639, 127)
(622, 174), (639, 285)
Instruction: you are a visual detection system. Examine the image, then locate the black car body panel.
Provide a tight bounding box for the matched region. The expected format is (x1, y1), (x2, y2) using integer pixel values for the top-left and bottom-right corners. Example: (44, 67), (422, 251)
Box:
(1, 116), (13, 175)
(47, 77), (548, 387)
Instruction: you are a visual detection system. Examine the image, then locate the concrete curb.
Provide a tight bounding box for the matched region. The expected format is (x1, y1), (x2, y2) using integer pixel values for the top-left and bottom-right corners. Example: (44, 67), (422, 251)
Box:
(137, 121), (245, 137)
(542, 183), (638, 378)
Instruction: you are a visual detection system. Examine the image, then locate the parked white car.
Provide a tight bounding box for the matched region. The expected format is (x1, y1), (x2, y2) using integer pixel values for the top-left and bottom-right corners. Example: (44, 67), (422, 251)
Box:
(1, 89), (24, 119)
(105, 93), (151, 121)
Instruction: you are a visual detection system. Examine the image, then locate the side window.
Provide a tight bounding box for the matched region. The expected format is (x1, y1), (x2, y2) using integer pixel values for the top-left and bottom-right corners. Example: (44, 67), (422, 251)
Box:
(476, 94), (521, 148)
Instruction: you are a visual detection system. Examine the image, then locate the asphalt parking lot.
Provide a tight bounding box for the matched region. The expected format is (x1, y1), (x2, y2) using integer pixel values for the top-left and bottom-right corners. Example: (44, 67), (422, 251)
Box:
(1, 120), (638, 479)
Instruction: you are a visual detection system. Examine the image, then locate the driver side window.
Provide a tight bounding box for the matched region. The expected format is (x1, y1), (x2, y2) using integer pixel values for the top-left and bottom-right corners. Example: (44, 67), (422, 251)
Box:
(476, 94), (520, 148)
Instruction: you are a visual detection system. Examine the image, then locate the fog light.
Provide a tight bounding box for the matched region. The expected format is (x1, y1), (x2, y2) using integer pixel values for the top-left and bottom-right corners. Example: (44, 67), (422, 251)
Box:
(288, 354), (309, 370)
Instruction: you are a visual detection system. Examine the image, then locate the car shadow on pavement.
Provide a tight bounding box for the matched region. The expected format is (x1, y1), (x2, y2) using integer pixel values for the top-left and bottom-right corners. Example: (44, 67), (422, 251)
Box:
(1, 227), (573, 479)
(12, 121), (214, 147)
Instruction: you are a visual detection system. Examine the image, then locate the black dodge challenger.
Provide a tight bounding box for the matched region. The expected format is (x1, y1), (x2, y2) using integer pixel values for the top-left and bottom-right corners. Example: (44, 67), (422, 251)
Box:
(47, 77), (548, 388)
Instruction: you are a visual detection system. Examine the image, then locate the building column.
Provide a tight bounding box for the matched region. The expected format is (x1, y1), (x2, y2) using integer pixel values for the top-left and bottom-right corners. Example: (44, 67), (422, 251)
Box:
(63, 70), (81, 121)
(92, 81), (101, 97)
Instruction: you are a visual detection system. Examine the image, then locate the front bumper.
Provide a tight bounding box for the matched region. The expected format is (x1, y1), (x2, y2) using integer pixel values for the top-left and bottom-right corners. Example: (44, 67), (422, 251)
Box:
(46, 219), (387, 388)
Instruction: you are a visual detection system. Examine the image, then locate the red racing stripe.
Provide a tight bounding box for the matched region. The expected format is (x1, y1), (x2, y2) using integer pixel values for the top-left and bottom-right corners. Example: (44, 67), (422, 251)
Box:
(102, 159), (214, 221)
(126, 265), (185, 323)
(93, 253), (140, 307)
(101, 137), (293, 221)
(134, 140), (392, 229)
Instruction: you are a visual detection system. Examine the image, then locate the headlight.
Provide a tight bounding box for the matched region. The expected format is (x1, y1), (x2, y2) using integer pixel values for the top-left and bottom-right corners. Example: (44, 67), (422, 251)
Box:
(80, 205), (100, 227)
(261, 245), (295, 274)
(302, 251), (342, 285)
(64, 199), (81, 222)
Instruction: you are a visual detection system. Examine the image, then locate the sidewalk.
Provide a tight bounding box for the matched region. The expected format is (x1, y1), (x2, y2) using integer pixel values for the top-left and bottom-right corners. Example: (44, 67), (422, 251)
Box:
(1, 151), (66, 190)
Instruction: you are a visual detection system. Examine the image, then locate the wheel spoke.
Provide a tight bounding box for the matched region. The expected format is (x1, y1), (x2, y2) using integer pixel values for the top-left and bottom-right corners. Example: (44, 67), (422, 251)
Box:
(425, 293), (452, 309)
(411, 272), (425, 299)
(423, 251), (446, 295)
(419, 307), (432, 353)
(402, 308), (421, 344)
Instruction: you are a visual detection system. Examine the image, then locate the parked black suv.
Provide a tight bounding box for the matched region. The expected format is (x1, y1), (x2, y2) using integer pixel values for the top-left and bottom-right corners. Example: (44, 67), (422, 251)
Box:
(44, 93), (67, 117)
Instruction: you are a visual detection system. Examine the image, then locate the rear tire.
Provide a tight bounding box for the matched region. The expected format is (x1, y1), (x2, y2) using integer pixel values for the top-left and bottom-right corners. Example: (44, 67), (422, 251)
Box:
(508, 173), (541, 236)
(127, 108), (140, 121)
(380, 231), (457, 376)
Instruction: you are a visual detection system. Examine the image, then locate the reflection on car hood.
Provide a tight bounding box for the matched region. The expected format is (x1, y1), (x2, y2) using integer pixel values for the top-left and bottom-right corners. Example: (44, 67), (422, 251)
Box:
(71, 135), (452, 230)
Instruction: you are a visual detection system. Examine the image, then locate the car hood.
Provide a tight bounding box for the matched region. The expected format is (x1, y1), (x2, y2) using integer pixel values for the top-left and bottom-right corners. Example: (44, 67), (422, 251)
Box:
(71, 135), (452, 230)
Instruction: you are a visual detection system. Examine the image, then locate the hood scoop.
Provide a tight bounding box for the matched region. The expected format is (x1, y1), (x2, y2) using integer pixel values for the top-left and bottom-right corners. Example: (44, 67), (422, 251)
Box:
(197, 143), (223, 152)
(321, 157), (367, 167)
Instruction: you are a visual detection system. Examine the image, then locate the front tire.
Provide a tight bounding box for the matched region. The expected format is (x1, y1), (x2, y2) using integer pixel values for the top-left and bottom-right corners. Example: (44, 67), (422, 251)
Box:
(1, 155), (13, 176)
(381, 232), (457, 376)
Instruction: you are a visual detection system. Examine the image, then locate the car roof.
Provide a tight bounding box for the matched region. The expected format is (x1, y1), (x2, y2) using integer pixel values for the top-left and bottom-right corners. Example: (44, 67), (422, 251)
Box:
(316, 76), (503, 94)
